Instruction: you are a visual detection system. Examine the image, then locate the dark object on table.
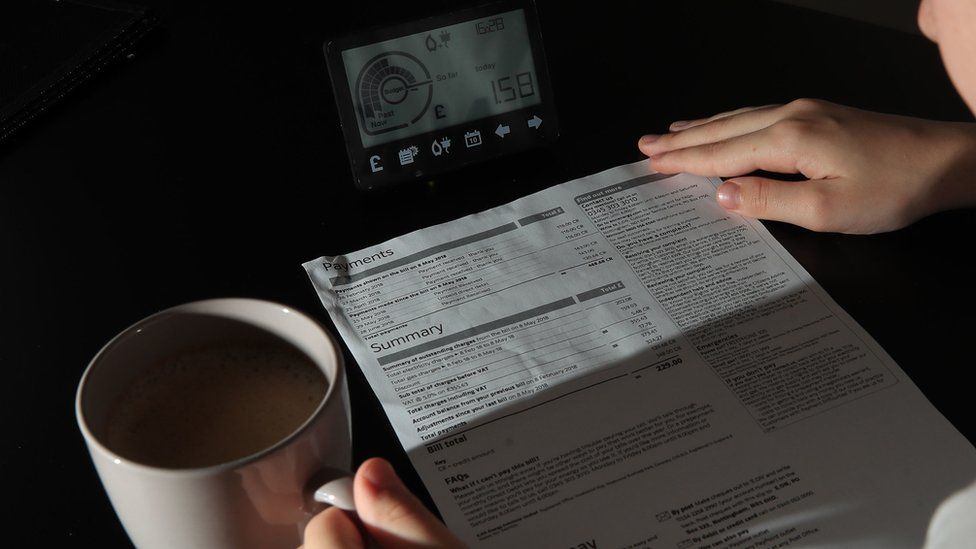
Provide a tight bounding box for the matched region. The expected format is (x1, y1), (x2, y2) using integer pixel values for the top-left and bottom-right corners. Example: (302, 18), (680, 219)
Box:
(0, 0), (156, 144)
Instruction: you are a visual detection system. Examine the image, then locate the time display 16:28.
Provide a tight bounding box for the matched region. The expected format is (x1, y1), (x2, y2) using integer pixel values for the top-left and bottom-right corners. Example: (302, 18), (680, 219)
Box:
(476, 16), (505, 34)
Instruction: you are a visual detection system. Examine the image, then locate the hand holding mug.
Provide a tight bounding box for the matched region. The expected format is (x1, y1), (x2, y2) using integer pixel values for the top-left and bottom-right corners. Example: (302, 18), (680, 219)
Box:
(302, 458), (465, 549)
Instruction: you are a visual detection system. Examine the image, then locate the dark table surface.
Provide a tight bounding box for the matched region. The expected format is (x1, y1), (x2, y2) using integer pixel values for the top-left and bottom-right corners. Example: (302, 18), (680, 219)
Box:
(3, 0), (975, 544)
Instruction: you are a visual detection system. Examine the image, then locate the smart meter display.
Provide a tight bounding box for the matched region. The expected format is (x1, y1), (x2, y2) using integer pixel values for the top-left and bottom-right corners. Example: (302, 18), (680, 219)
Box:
(326, 1), (558, 189)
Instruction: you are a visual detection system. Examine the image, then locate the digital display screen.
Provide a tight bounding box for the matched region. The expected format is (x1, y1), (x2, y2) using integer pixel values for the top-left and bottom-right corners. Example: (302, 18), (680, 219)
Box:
(341, 9), (541, 148)
(325, 1), (557, 189)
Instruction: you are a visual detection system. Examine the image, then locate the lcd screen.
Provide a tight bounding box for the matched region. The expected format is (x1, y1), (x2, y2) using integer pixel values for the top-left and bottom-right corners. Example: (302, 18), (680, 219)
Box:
(341, 8), (541, 148)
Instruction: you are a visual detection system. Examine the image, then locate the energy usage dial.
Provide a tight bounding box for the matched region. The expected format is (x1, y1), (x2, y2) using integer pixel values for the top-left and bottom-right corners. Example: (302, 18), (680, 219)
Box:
(355, 52), (434, 137)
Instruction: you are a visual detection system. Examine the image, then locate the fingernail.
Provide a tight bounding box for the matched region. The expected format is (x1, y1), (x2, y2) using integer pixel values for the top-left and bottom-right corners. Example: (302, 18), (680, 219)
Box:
(639, 134), (660, 147)
(362, 459), (400, 490)
(716, 182), (741, 209)
(670, 120), (689, 130)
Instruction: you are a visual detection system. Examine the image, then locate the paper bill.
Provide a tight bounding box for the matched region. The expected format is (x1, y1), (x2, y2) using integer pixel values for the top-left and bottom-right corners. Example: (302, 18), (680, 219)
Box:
(304, 161), (976, 548)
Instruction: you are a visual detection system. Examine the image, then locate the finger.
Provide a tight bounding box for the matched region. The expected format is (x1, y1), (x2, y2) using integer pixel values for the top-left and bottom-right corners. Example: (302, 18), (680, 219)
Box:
(648, 126), (803, 177)
(304, 507), (366, 549)
(640, 105), (785, 156)
(354, 458), (464, 548)
(716, 176), (838, 231)
(669, 104), (780, 132)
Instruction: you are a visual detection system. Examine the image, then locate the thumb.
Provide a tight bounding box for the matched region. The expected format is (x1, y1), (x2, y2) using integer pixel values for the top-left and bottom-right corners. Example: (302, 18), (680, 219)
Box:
(354, 458), (465, 548)
(716, 176), (835, 232)
(302, 506), (366, 549)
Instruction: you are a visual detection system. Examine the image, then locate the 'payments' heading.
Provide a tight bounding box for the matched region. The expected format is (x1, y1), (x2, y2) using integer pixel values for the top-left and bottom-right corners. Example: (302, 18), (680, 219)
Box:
(322, 249), (395, 271)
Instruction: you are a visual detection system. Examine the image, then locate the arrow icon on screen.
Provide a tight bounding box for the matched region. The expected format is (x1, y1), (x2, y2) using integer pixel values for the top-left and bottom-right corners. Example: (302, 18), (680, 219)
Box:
(495, 124), (511, 138)
(527, 115), (543, 129)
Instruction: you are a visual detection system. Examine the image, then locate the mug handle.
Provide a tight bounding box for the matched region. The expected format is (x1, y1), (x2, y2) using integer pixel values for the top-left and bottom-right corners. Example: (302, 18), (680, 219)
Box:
(306, 474), (380, 549)
(304, 467), (357, 512)
(313, 476), (356, 511)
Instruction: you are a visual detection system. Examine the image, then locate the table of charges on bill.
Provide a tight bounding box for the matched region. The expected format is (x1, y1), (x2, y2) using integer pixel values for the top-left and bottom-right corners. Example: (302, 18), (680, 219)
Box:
(305, 161), (976, 549)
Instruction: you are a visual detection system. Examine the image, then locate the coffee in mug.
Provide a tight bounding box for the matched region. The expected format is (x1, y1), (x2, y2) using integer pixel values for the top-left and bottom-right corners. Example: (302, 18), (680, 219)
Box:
(104, 326), (329, 469)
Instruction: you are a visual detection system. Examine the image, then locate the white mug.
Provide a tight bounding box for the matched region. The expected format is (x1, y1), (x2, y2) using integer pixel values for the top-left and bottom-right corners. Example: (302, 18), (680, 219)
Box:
(76, 298), (354, 549)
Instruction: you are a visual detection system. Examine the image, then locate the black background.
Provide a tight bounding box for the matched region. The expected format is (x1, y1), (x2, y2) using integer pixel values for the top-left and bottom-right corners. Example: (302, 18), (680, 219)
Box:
(2, 1), (974, 545)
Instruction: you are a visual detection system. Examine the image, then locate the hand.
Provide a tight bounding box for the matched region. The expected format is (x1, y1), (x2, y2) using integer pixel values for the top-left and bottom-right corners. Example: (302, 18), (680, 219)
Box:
(638, 99), (976, 234)
(302, 458), (466, 549)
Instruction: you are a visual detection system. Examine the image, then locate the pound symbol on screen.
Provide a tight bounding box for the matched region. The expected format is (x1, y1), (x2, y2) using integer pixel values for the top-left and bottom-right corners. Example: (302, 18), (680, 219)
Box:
(369, 154), (384, 173)
(464, 130), (482, 148)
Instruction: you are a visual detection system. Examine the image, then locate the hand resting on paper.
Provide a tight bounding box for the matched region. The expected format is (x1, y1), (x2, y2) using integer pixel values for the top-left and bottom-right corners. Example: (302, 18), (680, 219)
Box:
(638, 99), (976, 234)
(301, 458), (465, 549)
